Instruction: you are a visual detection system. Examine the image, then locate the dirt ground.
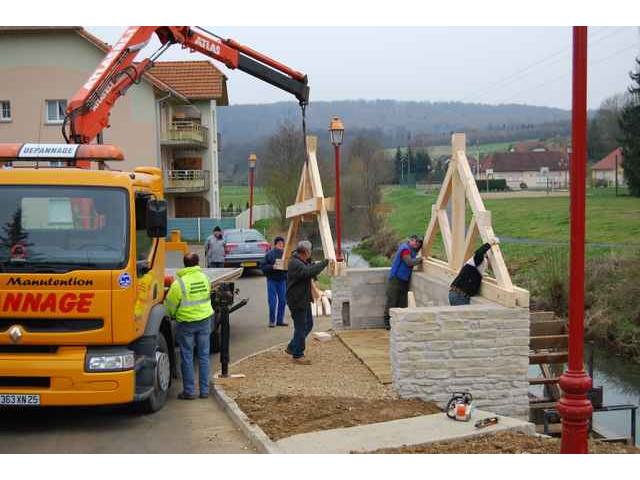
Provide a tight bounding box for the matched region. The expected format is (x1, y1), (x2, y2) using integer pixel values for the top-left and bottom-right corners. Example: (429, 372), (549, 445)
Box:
(217, 335), (441, 439)
(237, 395), (441, 440)
(219, 335), (397, 400)
(369, 431), (640, 454)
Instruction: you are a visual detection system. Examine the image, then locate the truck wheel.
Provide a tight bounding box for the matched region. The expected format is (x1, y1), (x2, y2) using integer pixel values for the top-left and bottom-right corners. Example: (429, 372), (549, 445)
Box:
(138, 333), (171, 414)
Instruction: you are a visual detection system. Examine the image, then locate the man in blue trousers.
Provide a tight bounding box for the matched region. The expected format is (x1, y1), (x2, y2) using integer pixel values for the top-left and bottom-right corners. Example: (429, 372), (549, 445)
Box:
(261, 236), (289, 327)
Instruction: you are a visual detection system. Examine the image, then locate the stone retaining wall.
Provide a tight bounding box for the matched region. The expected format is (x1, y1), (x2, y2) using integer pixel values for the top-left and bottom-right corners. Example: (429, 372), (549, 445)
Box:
(331, 268), (388, 330)
(390, 304), (530, 419)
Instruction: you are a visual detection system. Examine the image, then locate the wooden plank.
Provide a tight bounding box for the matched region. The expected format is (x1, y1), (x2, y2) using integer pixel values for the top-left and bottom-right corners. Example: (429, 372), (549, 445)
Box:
(286, 197), (322, 219)
(528, 376), (561, 385)
(462, 216), (479, 262)
(324, 196), (335, 212)
(436, 209), (453, 262)
(422, 204), (440, 260)
(530, 311), (557, 322)
(540, 364), (562, 400)
(530, 320), (566, 337)
(529, 352), (568, 365)
(451, 161), (466, 271)
(530, 335), (569, 350)
(336, 329), (392, 385)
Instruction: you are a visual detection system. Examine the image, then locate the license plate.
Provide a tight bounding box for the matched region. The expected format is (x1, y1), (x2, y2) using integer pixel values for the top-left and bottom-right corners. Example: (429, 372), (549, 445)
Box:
(0, 394), (41, 406)
(241, 262), (257, 267)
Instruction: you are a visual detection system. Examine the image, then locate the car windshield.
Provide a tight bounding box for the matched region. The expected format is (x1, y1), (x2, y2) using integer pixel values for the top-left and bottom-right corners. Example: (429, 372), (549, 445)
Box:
(224, 230), (264, 243)
(0, 186), (128, 272)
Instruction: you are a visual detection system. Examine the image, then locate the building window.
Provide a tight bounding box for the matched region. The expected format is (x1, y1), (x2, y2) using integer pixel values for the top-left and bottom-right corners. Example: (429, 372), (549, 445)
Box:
(0, 101), (11, 122)
(46, 100), (67, 124)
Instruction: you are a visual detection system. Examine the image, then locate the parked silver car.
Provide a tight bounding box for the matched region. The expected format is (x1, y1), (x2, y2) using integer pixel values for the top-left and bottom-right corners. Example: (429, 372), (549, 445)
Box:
(223, 228), (271, 268)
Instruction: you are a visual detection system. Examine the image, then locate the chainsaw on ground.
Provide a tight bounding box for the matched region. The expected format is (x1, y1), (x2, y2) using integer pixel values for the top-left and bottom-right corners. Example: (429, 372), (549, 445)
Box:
(446, 392), (475, 421)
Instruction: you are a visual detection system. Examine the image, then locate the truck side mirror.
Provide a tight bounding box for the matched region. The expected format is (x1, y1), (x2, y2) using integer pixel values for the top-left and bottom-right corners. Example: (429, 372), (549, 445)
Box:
(146, 199), (167, 238)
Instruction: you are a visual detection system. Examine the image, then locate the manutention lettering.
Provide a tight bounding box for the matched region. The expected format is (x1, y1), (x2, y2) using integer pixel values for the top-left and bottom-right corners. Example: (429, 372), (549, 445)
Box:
(7, 277), (94, 287)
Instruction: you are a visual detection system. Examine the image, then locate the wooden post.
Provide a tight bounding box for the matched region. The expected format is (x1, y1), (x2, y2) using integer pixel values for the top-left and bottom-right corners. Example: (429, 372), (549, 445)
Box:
(451, 133), (467, 271)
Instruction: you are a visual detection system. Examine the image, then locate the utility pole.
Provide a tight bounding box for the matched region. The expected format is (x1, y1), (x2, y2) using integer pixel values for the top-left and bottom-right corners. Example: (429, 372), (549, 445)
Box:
(615, 150), (619, 197)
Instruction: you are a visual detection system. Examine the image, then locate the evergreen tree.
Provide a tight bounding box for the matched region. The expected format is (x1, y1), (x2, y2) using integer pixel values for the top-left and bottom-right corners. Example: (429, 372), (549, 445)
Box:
(619, 59), (640, 197)
(394, 146), (403, 184)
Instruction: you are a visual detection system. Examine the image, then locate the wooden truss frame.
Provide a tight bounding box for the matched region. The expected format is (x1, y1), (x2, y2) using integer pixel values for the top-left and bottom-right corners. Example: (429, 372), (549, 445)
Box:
(277, 135), (346, 276)
(421, 133), (529, 308)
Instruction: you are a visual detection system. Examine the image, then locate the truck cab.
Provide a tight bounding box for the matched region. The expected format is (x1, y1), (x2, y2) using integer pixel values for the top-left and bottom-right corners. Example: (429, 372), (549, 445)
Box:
(0, 143), (173, 412)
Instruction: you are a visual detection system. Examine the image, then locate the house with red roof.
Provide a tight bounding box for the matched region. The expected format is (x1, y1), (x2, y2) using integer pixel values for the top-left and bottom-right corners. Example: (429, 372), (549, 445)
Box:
(591, 147), (624, 187)
(480, 150), (570, 190)
(0, 27), (228, 218)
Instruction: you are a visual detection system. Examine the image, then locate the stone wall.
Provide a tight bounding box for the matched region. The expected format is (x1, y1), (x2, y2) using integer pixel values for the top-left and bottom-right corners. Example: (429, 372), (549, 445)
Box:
(390, 304), (530, 419)
(331, 268), (389, 330)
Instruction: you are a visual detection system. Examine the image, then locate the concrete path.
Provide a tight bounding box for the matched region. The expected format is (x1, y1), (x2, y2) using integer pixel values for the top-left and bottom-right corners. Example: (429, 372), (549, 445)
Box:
(276, 410), (535, 454)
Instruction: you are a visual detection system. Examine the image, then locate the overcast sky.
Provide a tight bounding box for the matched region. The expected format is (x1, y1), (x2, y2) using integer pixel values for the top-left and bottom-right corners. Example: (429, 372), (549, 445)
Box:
(87, 26), (639, 110)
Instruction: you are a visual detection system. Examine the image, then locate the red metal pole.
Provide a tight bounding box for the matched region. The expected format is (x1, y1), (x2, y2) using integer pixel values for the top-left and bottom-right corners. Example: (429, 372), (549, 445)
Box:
(248, 167), (255, 228)
(334, 144), (343, 261)
(557, 25), (593, 454)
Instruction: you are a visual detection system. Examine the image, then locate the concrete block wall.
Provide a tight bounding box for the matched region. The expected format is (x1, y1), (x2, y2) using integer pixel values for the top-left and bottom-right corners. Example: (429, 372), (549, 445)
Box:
(390, 304), (530, 419)
(331, 268), (389, 330)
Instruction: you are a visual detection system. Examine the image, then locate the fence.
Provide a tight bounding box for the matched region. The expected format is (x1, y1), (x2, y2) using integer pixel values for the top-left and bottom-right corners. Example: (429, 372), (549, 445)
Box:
(167, 204), (279, 241)
(235, 204), (279, 229)
(167, 217), (236, 242)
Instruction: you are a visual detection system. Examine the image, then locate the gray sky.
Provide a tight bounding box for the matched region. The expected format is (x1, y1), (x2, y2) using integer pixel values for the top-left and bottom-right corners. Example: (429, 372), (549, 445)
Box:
(88, 26), (639, 110)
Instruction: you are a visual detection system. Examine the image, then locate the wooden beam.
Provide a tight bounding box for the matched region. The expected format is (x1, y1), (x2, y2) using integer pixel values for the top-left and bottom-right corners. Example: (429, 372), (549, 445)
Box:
(530, 335), (569, 350)
(528, 376), (561, 385)
(286, 197), (322, 219)
(324, 196), (335, 212)
(529, 352), (568, 365)
(451, 153), (466, 271)
(463, 216), (479, 262)
(530, 320), (567, 337)
(436, 209), (453, 263)
(422, 204), (440, 260)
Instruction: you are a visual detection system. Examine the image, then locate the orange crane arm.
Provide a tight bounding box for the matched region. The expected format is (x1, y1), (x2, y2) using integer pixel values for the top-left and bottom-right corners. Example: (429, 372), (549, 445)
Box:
(65, 26), (309, 144)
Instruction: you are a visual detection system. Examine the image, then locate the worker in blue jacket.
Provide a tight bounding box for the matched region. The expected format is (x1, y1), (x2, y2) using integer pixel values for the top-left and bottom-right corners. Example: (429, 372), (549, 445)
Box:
(383, 234), (423, 330)
(261, 236), (288, 327)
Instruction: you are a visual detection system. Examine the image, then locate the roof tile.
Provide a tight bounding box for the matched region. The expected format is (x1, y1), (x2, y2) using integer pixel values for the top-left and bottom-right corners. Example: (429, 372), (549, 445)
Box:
(149, 61), (228, 103)
(592, 147), (623, 170)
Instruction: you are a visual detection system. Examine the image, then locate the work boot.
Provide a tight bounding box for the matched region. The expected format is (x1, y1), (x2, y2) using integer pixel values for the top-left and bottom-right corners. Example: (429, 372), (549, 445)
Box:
(199, 392), (210, 399)
(292, 357), (311, 365)
(177, 392), (196, 400)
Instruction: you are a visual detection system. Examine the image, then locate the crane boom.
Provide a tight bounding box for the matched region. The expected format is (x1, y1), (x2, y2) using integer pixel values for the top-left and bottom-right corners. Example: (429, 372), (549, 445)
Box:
(65, 26), (310, 144)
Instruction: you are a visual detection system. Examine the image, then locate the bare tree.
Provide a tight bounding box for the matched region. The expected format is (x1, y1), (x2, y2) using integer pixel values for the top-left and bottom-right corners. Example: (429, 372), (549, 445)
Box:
(259, 122), (305, 222)
(343, 134), (393, 236)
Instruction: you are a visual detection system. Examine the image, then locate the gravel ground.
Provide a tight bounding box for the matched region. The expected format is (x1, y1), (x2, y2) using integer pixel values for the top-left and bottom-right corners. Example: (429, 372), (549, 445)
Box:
(218, 335), (397, 400)
(369, 431), (640, 454)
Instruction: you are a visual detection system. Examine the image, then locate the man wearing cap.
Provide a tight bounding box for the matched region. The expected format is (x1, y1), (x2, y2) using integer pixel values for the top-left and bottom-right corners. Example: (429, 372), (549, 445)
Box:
(164, 252), (213, 400)
(205, 226), (225, 268)
(383, 235), (423, 330)
(285, 240), (329, 364)
(261, 236), (288, 328)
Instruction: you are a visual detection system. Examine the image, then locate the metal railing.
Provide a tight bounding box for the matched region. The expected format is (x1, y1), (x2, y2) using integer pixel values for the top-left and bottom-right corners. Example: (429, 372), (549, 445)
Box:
(164, 170), (210, 193)
(161, 120), (209, 146)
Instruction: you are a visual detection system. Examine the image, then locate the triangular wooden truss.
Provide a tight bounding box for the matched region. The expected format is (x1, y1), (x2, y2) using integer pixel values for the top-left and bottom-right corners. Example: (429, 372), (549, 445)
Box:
(421, 133), (529, 308)
(277, 135), (346, 276)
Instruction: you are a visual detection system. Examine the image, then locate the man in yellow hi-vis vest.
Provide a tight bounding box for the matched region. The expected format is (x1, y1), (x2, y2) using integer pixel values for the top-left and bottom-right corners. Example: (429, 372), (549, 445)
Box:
(164, 252), (213, 400)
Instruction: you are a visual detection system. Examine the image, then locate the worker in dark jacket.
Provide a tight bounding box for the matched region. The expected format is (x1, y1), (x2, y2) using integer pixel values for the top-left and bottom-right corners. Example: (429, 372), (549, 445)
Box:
(384, 235), (423, 330)
(285, 240), (329, 364)
(261, 236), (288, 328)
(449, 240), (497, 305)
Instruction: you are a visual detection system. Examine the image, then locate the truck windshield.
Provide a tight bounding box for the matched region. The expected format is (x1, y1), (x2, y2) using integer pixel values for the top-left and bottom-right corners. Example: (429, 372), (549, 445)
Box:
(0, 186), (128, 272)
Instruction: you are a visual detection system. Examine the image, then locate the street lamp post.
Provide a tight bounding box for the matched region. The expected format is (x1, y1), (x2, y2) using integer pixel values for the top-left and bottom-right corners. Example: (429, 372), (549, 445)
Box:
(329, 117), (345, 262)
(557, 26), (593, 454)
(248, 153), (257, 228)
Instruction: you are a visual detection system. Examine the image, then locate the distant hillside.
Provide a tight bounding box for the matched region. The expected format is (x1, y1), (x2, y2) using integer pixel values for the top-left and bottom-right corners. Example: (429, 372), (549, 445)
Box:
(218, 99), (571, 144)
(216, 99), (572, 184)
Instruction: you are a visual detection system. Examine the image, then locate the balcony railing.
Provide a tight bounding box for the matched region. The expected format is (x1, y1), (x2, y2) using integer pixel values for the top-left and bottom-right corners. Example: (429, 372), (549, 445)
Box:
(165, 170), (210, 193)
(161, 120), (209, 147)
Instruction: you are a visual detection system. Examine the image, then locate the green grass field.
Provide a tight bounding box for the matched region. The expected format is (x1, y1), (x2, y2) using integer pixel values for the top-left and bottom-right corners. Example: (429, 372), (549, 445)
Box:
(382, 186), (640, 279)
(220, 185), (267, 210)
